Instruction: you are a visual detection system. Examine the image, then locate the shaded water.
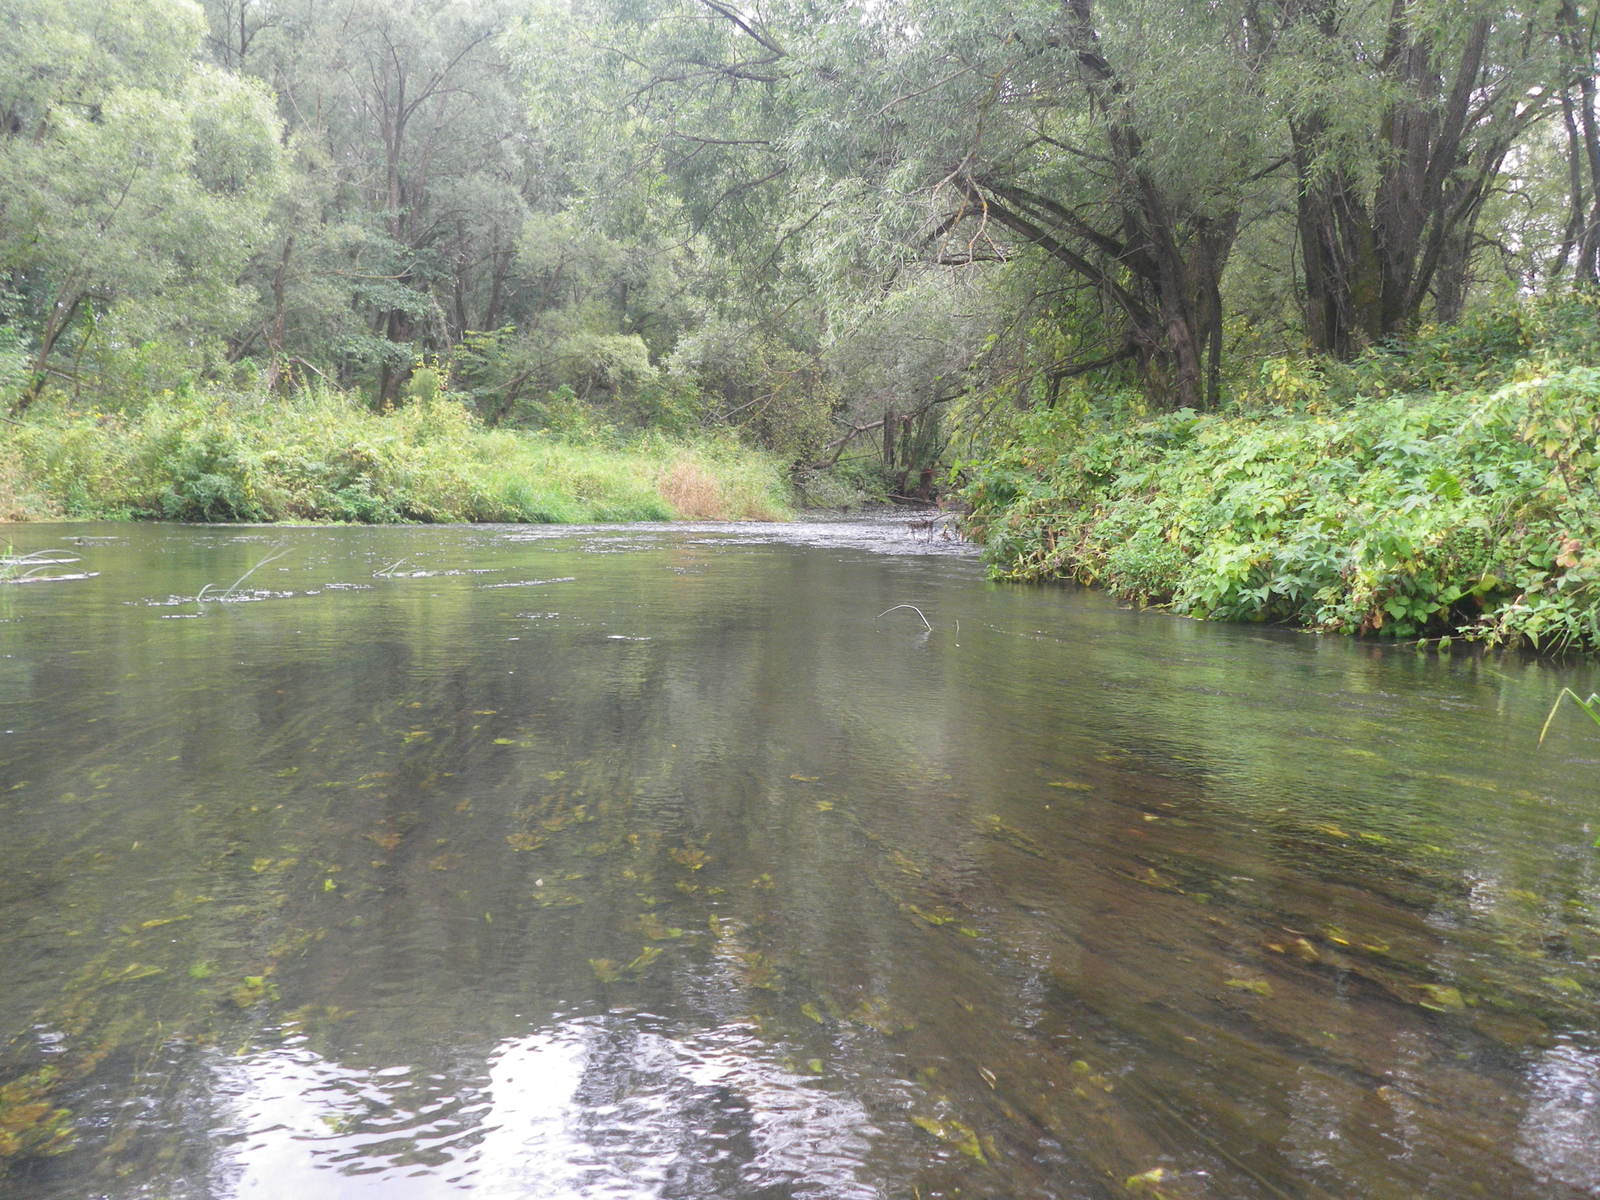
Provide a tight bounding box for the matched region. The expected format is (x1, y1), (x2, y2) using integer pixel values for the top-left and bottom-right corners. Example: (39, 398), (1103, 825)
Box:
(2, 517), (1600, 1199)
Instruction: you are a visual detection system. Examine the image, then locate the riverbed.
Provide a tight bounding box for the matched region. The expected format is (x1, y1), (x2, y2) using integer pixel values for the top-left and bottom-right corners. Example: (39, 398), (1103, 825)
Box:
(2, 516), (1598, 1198)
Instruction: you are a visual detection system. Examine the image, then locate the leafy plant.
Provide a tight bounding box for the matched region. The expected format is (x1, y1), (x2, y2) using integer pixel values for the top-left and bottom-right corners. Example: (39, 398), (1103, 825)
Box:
(1539, 688), (1600, 741)
(963, 299), (1600, 653)
(0, 383), (792, 525)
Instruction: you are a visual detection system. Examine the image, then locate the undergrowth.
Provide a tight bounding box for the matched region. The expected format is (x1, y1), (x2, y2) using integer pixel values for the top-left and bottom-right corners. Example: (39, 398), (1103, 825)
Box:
(0, 386), (793, 524)
(963, 294), (1600, 654)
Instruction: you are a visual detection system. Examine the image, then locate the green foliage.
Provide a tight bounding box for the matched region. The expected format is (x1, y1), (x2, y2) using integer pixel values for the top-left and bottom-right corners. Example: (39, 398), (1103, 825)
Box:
(1540, 688), (1600, 742)
(0, 384), (792, 525)
(667, 321), (837, 462)
(0, 321), (31, 411)
(792, 456), (891, 510)
(0, 0), (285, 403)
(0, 0), (1591, 512)
(966, 299), (1600, 653)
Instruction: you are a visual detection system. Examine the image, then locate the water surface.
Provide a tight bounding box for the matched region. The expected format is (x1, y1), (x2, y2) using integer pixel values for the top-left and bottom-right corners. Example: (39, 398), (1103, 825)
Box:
(2, 517), (1599, 1198)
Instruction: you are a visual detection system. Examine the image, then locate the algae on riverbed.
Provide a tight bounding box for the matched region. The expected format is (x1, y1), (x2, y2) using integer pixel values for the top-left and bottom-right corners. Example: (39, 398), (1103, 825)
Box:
(2, 520), (1598, 1198)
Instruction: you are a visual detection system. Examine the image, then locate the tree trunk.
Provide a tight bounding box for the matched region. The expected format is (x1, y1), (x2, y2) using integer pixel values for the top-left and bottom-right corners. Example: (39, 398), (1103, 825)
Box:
(1559, 0), (1600, 284)
(972, 173), (1230, 410)
(1431, 229), (1473, 325)
(1551, 92), (1588, 279)
(14, 292), (83, 414)
(1288, 6), (1510, 356)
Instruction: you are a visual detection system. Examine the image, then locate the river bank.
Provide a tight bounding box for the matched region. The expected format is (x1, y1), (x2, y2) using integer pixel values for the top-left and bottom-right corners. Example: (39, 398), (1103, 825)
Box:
(963, 298), (1600, 654)
(0, 386), (794, 525)
(8, 300), (1600, 660)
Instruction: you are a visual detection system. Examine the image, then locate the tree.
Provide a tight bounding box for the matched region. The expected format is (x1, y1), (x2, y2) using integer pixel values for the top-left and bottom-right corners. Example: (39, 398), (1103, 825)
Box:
(0, 0), (285, 410)
(1552, 0), (1600, 285)
(554, 0), (1290, 409)
(203, 0), (533, 404)
(936, 0), (1279, 409)
(1274, 0), (1543, 355)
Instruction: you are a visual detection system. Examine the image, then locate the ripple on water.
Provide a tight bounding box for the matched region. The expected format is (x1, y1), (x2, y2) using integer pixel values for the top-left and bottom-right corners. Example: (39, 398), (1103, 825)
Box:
(210, 1017), (881, 1199)
(5, 518), (1598, 1200)
(1516, 1036), (1600, 1191)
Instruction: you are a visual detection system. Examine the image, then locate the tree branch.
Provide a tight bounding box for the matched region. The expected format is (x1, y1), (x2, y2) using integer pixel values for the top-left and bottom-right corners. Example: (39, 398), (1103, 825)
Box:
(695, 0), (787, 58)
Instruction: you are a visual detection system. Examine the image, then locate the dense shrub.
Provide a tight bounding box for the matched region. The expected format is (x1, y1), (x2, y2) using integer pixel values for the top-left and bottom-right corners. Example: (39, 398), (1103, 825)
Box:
(965, 297), (1600, 653)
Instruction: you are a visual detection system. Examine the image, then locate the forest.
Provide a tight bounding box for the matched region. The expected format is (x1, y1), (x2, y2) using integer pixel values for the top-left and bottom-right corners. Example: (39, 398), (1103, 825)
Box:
(4, 0), (1600, 646)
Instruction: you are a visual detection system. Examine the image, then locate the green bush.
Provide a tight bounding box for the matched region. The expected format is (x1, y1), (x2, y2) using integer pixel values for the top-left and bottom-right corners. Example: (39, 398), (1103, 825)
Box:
(0, 384), (793, 527)
(965, 297), (1600, 653)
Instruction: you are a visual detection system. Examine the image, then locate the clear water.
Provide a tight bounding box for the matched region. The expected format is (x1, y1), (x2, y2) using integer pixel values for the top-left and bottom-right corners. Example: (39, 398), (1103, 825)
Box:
(2, 517), (1599, 1199)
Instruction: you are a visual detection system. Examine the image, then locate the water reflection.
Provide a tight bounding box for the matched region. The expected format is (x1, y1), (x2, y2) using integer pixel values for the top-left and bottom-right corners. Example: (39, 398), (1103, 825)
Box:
(212, 1017), (881, 1199)
(1518, 1037), (1600, 1191)
(2, 518), (1600, 1199)
(212, 1041), (491, 1195)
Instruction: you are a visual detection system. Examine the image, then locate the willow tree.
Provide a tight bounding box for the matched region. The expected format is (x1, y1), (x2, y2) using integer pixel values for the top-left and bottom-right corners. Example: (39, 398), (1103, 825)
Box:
(942, 0), (1282, 409)
(1271, 0), (1546, 355)
(557, 0), (1290, 410)
(0, 0), (284, 410)
(200, 0), (536, 404)
(1552, 0), (1600, 285)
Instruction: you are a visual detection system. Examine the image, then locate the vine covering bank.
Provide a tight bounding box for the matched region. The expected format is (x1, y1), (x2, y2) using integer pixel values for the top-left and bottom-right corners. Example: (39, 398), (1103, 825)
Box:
(963, 299), (1600, 654)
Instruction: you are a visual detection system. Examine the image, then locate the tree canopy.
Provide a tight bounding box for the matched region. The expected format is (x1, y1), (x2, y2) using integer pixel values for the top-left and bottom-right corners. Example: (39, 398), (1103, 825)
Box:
(1, 0), (1596, 476)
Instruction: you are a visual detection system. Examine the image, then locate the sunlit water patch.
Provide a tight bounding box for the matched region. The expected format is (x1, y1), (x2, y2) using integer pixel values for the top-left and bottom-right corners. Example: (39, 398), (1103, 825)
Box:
(209, 1016), (883, 1199)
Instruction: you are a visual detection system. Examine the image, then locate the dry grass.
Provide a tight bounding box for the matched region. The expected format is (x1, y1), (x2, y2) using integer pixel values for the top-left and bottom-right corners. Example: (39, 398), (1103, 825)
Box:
(658, 458), (729, 519)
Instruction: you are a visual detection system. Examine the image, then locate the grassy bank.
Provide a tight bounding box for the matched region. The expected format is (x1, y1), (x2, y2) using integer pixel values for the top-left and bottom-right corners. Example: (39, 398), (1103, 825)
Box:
(0, 386), (792, 525)
(964, 297), (1600, 653)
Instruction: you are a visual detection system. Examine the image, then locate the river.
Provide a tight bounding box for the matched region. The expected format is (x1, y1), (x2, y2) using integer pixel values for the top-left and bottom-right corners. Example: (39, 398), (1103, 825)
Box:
(1, 516), (1598, 1198)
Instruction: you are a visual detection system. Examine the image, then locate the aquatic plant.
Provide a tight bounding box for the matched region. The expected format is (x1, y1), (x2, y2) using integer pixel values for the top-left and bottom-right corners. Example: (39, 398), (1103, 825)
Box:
(0, 1067), (75, 1162)
(196, 546), (289, 602)
(877, 604), (933, 632)
(1539, 688), (1600, 740)
(2, 547), (58, 582)
(0, 547), (86, 584)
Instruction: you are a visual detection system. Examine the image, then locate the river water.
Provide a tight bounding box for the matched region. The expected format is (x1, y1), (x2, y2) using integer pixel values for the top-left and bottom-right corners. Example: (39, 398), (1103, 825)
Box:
(1, 517), (1599, 1199)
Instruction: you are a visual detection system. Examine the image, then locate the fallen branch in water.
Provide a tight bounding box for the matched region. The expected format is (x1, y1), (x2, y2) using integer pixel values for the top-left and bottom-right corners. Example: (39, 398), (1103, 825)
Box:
(0, 548), (83, 583)
(878, 603), (933, 632)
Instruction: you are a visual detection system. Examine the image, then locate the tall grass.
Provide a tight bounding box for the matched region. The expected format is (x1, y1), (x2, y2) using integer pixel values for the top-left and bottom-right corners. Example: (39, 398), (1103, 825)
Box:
(0, 449), (38, 521)
(0, 386), (793, 525)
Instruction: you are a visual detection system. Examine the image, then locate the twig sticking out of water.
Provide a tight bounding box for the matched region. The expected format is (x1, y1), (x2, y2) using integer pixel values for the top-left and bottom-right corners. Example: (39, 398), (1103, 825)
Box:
(878, 604), (933, 632)
(198, 547), (290, 602)
(374, 558), (410, 578)
(0, 548), (80, 583)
